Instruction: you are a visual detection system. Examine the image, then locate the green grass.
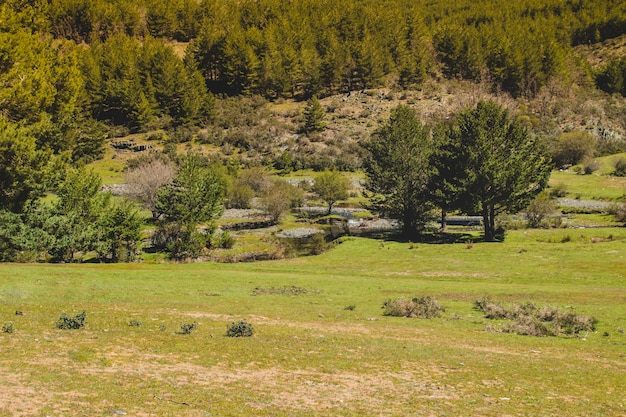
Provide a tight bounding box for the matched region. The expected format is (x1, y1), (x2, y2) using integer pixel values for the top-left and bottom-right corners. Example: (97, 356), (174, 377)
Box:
(1, 228), (624, 416)
(549, 171), (626, 201)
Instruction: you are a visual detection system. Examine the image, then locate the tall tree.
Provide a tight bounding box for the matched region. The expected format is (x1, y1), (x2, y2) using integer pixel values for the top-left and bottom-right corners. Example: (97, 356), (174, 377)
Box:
(363, 105), (434, 237)
(429, 121), (473, 231)
(444, 101), (552, 241)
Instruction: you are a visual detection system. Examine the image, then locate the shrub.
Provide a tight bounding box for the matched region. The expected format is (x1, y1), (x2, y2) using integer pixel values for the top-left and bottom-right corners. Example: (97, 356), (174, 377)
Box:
(213, 231), (235, 249)
(525, 191), (556, 228)
(128, 320), (142, 327)
(548, 182), (568, 198)
(56, 310), (86, 330)
(582, 158), (601, 175)
(226, 320), (254, 337)
(476, 298), (596, 337)
(551, 131), (596, 168)
(382, 296), (444, 318)
(2, 322), (13, 333)
(225, 181), (255, 209)
(613, 158), (626, 177)
(607, 203), (626, 222)
(177, 322), (197, 335)
(473, 297), (510, 319)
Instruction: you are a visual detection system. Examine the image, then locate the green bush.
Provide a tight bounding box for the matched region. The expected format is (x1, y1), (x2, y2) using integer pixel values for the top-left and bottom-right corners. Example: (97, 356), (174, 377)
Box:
(226, 181), (255, 209)
(382, 296), (444, 318)
(177, 322), (197, 335)
(213, 231), (235, 249)
(548, 182), (568, 198)
(2, 322), (13, 333)
(613, 158), (626, 177)
(56, 310), (86, 330)
(607, 203), (626, 222)
(551, 131), (596, 168)
(226, 320), (254, 337)
(582, 158), (601, 175)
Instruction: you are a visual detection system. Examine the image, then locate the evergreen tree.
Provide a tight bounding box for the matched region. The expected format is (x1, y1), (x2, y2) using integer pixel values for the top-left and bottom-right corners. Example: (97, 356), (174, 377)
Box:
(0, 118), (59, 213)
(443, 101), (552, 241)
(303, 96), (326, 133)
(363, 105), (434, 237)
(156, 153), (226, 259)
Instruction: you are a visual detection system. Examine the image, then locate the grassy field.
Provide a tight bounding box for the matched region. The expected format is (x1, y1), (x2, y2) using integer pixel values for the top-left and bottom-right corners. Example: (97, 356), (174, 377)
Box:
(1, 228), (624, 416)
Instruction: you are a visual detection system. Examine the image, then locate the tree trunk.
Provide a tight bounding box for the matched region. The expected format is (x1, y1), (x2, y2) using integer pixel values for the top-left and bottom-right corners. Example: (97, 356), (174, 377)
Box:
(482, 206), (494, 241)
(483, 206), (498, 241)
(440, 209), (447, 232)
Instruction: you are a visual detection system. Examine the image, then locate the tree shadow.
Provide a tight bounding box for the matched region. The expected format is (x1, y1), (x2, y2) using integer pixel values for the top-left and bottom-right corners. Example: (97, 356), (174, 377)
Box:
(370, 231), (484, 244)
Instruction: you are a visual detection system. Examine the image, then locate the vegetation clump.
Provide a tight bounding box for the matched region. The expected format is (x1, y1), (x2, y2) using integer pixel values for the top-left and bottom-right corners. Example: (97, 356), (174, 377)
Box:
(2, 323), (14, 333)
(56, 310), (86, 330)
(251, 286), (314, 296)
(474, 298), (596, 337)
(226, 321), (255, 337)
(177, 322), (197, 335)
(382, 296), (444, 318)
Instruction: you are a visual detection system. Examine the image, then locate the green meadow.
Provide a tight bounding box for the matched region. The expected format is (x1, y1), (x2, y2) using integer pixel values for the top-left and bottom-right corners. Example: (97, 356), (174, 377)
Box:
(1, 228), (624, 416)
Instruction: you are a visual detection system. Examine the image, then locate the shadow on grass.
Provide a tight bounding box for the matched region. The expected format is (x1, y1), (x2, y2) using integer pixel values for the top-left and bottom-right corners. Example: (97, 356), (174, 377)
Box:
(358, 231), (486, 244)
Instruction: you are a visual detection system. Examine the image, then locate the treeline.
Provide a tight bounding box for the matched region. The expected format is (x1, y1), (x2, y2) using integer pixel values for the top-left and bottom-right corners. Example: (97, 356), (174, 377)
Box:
(1, 0), (623, 162)
(4, 0), (626, 100)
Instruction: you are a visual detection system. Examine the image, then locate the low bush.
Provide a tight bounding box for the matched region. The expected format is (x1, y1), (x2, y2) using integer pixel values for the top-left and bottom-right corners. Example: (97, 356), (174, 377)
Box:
(213, 231), (236, 249)
(582, 158), (601, 175)
(382, 296), (444, 318)
(473, 297), (510, 319)
(56, 310), (86, 330)
(226, 320), (255, 337)
(614, 158), (626, 177)
(475, 298), (596, 337)
(548, 182), (568, 198)
(177, 322), (197, 335)
(607, 203), (626, 222)
(2, 323), (13, 333)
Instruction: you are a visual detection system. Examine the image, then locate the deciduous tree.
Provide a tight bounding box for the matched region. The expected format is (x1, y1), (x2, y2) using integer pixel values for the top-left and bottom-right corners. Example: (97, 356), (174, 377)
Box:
(312, 170), (350, 215)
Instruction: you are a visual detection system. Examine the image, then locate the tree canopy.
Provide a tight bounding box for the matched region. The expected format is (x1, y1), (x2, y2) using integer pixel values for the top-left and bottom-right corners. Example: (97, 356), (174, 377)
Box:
(440, 101), (552, 240)
(363, 105), (434, 237)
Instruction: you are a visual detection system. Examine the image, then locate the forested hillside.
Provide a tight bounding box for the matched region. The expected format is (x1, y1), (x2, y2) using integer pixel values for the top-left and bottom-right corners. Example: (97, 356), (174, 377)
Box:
(1, 0), (625, 261)
(2, 0), (625, 131)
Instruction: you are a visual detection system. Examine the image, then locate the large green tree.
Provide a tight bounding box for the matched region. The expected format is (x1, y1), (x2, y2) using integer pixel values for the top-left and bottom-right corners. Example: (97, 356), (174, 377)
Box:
(444, 100), (552, 241)
(363, 105), (434, 237)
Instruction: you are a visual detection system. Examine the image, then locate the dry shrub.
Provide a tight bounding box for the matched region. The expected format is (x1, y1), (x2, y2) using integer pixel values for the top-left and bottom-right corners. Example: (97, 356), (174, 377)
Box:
(382, 296), (444, 318)
(475, 297), (596, 337)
